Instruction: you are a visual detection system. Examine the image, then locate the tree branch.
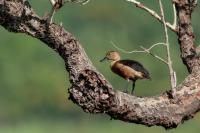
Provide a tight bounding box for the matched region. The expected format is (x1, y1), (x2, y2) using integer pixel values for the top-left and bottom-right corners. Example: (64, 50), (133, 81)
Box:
(140, 45), (168, 64)
(0, 0), (200, 129)
(111, 41), (168, 64)
(125, 0), (177, 32)
(174, 0), (200, 73)
(158, 0), (177, 90)
(172, 2), (177, 29)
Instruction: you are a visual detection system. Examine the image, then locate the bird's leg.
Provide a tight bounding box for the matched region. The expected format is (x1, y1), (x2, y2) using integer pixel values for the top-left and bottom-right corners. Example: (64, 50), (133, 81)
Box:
(123, 79), (130, 93)
(131, 80), (136, 95)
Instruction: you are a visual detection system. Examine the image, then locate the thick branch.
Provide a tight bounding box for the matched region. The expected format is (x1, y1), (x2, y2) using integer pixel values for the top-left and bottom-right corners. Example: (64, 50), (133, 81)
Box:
(174, 0), (200, 73)
(1, 0), (200, 129)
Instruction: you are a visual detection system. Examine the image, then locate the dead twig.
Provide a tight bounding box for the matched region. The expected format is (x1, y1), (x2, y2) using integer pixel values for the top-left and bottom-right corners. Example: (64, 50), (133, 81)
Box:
(126, 0), (177, 32)
(158, 0), (177, 89)
(111, 41), (168, 64)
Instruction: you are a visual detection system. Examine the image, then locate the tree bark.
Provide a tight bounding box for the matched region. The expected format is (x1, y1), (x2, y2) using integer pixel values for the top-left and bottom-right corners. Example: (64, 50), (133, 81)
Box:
(0, 0), (200, 129)
(174, 0), (200, 73)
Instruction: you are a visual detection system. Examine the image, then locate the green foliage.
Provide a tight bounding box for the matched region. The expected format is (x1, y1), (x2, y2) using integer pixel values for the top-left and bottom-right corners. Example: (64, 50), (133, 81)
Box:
(0, 0), (200, 132)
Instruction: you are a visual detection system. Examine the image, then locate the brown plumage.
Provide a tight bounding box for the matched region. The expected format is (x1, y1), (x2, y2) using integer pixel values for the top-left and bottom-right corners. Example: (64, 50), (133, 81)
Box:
(100, 51), (150, 94)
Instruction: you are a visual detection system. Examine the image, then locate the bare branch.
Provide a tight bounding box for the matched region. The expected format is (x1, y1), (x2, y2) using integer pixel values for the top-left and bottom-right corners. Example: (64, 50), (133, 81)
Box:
(173, 71), (177, 87)
(146, 42), (165, 51)
(172, 2), (177, 29)
(140, 46), (168, 64)
(65, 0), (90, 5)
(111, 41), (146, 53)
(126, 0), (177, 32)
(159, 0), (177, 89)
(49, 0), (56, 5)
(111, 41), (165, 53)
(111, 41), (168, 64)
(47, 0), (90, 23)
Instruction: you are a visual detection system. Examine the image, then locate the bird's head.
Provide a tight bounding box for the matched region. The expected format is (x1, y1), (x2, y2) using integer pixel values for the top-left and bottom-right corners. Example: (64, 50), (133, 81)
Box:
(100, 51), (121, 62)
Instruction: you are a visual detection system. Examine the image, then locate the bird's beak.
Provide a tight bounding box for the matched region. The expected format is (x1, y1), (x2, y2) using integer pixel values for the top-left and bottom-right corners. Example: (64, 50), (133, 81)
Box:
(100, 57), (107, 62)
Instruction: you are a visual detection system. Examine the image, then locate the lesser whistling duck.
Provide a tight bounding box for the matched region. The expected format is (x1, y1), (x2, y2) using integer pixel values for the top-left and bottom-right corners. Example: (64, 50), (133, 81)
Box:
(100, 51), (150, 94)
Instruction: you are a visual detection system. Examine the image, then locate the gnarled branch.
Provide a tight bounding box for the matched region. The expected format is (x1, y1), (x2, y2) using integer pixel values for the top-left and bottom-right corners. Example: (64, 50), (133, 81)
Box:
(0, 0), (200, 129)
(174, 0), (200, 73)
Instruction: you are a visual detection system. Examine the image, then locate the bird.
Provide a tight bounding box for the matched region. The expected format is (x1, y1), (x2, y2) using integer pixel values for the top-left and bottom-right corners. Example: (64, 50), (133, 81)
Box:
(100, 51), (150, 94)
(46, 0), (90, 23)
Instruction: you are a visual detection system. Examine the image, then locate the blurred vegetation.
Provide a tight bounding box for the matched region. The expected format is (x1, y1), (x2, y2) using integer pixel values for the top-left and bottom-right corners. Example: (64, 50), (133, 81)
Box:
(0, 0), (200, 132)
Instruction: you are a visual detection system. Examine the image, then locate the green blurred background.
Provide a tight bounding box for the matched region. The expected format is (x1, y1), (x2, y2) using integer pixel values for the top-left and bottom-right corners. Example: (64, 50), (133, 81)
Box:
(0, 0), (200, 132)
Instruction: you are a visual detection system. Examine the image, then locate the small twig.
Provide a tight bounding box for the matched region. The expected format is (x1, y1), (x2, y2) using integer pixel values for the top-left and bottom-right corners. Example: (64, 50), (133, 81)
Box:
(111, 41), (145, 53)
(65, 0), (90, 5)
(47, 0), (63, 23)
(146, 42), (165, 51)
(173, 71), (177, 87)
(159, 0), (177, 89)
(126, 0), (177, 32)
(172, 2), (177, 29)
(140, 46), (168, 64)
(111, 41), (168, 64)
(49, 9), (56, 23)
(49, 0), (56, 5)
(111, 41), (165, 53)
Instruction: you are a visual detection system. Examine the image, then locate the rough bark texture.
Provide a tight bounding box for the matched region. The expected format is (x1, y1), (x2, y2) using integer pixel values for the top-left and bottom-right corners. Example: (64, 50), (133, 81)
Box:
(0, 0), (200, 129)
(174, 0), (200, 73)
